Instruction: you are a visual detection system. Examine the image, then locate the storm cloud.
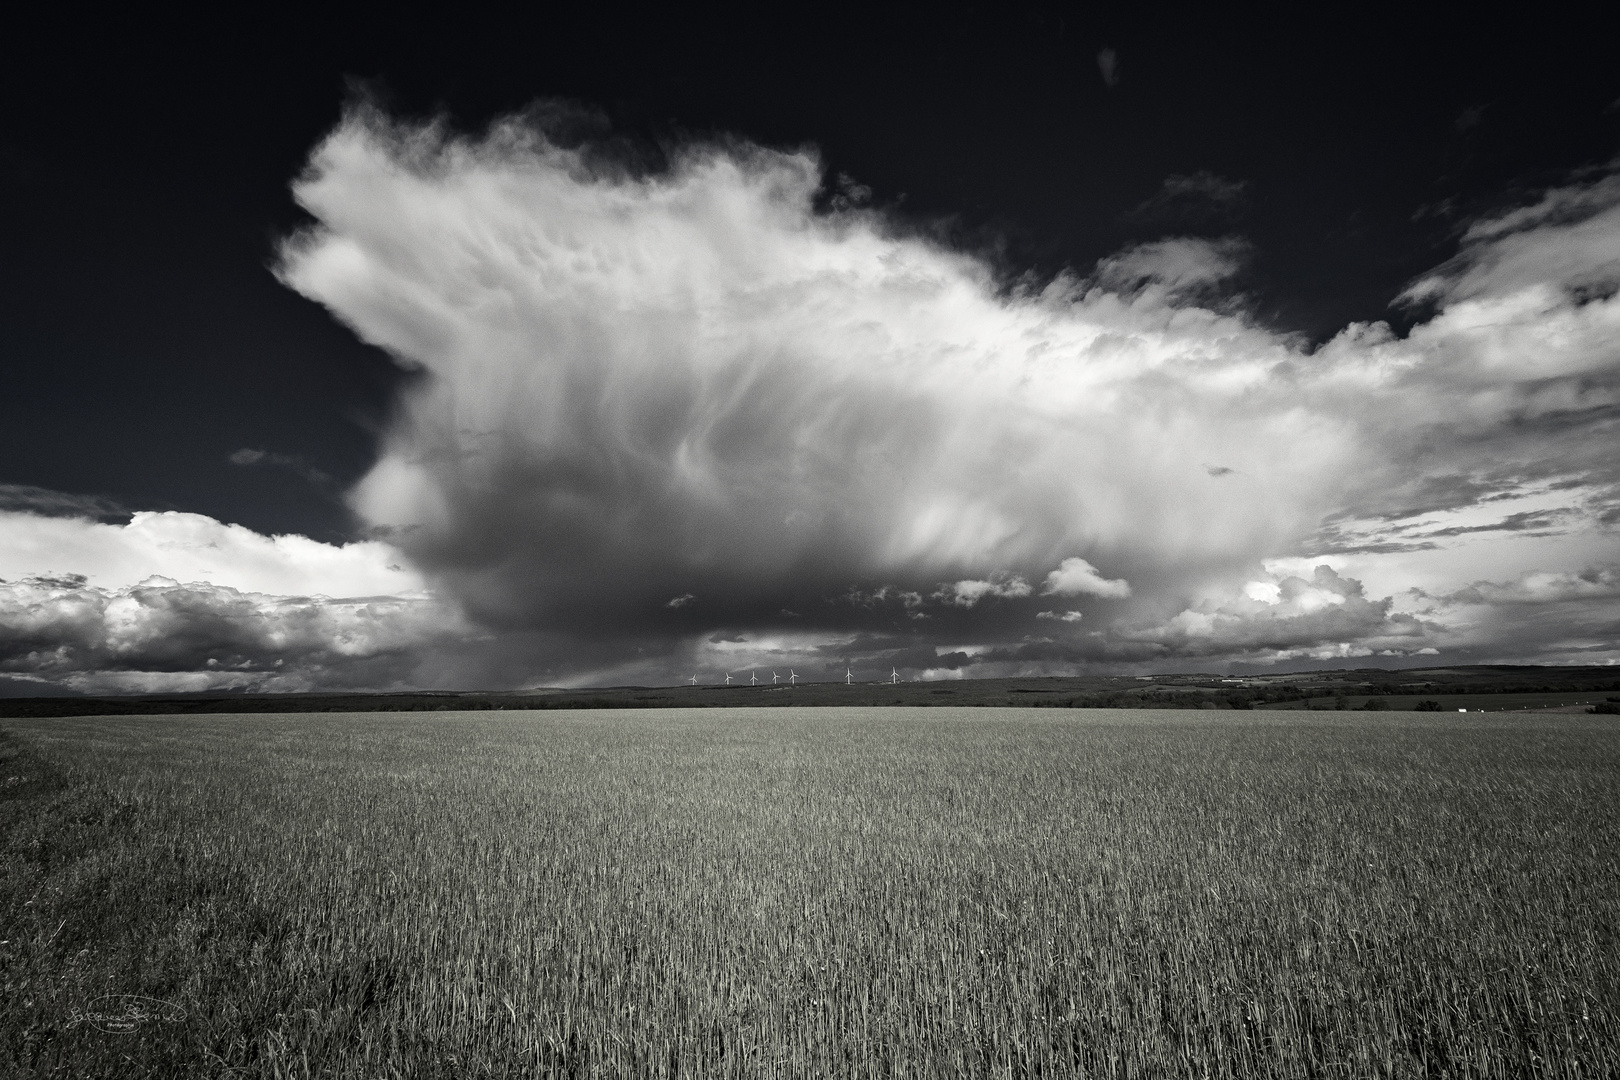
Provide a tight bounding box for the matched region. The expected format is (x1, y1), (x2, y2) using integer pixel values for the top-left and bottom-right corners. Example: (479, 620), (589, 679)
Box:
(262, 108), (1620, 682)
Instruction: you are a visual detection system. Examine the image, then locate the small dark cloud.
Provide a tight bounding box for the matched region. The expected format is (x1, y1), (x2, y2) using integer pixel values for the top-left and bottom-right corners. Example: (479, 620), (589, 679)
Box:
(1411, 197), (1457, 222)
(1455, 105), (1486, 132)
(1308, 540), (1442, 556)
(1205, 465), (1235, 477)
(0, 484), (128, 522)
(1096, 48), (1119, 89)
(1421, 508), (1574, 538)
(830, 172), (872, 211)
(1129, 172), (1248, 230)
(1159, 172), (1245, 203)
(228, 448), (334, 487)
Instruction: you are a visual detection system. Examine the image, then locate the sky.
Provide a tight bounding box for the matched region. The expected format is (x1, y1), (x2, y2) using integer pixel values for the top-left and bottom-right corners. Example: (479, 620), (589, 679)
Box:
(2, 5), (1618, 693)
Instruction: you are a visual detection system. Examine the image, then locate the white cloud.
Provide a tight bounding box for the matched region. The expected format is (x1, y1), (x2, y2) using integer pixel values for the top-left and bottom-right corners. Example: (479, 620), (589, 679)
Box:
(934, 576), (1033, 607)
(1111, 565), (1432, 661)
(1443, 566), (1620, 605)
(0, 570), (469, 692)
(278, 108), (1330, 636)
(1041, 557), (1131, 598)
(1093, 236), (1247, 297)
(1036, 610), (1084, 622)
(0, 509), (424, 597)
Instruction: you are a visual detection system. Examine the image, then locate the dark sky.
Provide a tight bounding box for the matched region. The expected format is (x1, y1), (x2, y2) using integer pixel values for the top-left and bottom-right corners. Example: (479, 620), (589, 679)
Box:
(6, 4), (1616, 545)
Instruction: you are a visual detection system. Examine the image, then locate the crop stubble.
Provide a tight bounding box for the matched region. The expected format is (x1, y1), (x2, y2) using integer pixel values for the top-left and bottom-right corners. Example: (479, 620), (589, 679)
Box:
(2, 707), (1616, 1077)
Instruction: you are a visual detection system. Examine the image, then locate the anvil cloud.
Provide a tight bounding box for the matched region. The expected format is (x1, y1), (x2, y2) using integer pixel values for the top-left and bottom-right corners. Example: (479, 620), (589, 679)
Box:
(269, 109), (1619, 683)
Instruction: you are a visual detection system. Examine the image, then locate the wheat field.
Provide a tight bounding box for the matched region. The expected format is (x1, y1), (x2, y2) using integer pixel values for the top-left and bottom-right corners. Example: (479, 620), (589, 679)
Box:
(3, 707), (1617, 1077)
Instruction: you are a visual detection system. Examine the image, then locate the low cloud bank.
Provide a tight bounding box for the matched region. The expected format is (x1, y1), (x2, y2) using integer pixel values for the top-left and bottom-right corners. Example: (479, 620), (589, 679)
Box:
(0, 509), (467, 694)
(0, 571), (468, 694)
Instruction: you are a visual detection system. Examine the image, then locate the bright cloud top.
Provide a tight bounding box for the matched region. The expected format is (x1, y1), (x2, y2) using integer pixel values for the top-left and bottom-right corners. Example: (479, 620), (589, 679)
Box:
(269, 108), (1619, 678)
(280, 109), (1337, 621)
(0, 509), (425, 597)
(1043, 557), (1131, 599)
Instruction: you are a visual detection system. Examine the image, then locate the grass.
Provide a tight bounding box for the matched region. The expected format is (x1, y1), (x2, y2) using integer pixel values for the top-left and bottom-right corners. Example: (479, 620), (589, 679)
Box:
(3, 708), (1618, 1077)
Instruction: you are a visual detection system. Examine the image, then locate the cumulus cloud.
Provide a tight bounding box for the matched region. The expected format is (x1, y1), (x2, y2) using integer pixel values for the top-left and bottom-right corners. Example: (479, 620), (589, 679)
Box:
(1394, 564), (1620, 667)
(1042, 557), (1131, 598)
(0, 509), (424, 597)
(1440, 565), (1620, 605)
(276, 107), (1323, 650)
(934, 576), (1033, 607)
(0, 571), (469, 694)
(259, 106), (1620, 680)
(0, 504), (475, 694)
(1117, 565), (1430, 659)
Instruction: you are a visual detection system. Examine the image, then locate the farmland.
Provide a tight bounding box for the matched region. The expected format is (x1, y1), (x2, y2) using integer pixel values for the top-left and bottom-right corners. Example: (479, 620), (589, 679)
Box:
(5, 663), (1618, 717)
(3, 708), (1618, 1077)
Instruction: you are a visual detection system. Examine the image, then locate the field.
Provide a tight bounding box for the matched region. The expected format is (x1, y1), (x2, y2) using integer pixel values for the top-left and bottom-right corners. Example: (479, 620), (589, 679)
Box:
(3, 708), (1618, 1078)
(1258, 691), (1619, 713)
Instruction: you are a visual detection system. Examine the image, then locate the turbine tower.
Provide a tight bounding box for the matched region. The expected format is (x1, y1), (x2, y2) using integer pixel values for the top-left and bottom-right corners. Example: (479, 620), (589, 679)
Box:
(724, 672), (733, 685)
(772, 670), (780, 684)
(750, 671), (758, 685)
(845, 666), (853, 685)
(690, 673), (698, 686)
(789, 669), (799, 686)
(891, 667), (899, 684)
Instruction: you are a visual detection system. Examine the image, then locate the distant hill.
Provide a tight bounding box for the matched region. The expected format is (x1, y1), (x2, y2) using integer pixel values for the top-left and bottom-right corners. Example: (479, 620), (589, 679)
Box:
(4, 665), (1619, 717)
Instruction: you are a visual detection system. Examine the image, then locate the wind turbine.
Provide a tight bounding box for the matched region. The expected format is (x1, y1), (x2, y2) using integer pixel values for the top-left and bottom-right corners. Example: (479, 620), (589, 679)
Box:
(750, 671), (758, 685)
(724, 672), (733, 686)
(690, 673), (698, 686)
(891, 667), (899, 684)
(845, 666), (853, 685)
(772, 670), (780, 684)
(789, 669), (799, 686)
